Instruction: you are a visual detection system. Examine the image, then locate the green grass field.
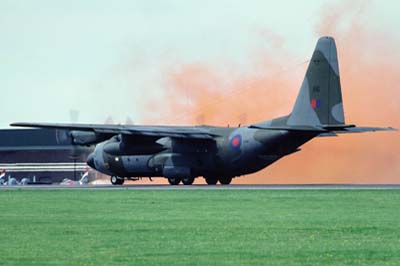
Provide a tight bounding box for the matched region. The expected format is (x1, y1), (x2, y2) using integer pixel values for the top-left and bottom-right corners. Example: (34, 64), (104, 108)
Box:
(1, 189), (400, 265)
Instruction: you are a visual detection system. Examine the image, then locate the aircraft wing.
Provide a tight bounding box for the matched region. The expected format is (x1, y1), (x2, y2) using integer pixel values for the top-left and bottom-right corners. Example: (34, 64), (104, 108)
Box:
(10, 122), (219, 140)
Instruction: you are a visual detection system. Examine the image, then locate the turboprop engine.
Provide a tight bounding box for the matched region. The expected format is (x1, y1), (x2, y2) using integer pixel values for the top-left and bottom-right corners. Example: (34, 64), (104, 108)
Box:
(70, 131), (110, 146)
(86, 135), (167, 178)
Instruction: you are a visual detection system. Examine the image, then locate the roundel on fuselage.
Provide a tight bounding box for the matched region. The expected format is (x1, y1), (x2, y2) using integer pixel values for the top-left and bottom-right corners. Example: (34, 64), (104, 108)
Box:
(229, 134), (242, 150)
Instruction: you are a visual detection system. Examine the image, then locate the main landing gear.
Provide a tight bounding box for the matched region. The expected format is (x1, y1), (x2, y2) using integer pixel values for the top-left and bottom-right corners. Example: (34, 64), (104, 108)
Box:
(111, 176), (124, 185)
(205, 176), (232, 185)
(182, 177), (195, 185)
(110, 176), (232, 186)
(167, 176), (233, 185)
(167, 177), (195, 185)
(205, 177), (218, 185)
(219, 177), (232, 185)
(167, 177), (181, 185)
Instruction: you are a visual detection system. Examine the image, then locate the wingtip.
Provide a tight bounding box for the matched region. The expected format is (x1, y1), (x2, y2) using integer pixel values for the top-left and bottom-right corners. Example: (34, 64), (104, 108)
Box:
(10, 122), (44, 128)
(10, 122), (28, 127)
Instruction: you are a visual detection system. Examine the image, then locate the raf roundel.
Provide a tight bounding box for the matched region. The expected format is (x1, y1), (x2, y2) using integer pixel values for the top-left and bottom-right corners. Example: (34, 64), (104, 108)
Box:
(229, 134), (242, 150)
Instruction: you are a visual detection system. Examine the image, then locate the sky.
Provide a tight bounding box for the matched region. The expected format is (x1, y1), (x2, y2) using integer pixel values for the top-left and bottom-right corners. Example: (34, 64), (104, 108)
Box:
(0, 0), (354, 124)
(1, 0), (400, 183)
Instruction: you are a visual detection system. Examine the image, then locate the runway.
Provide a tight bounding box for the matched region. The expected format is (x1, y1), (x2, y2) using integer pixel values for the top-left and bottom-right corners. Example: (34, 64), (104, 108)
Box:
(2, 184), (400, 190)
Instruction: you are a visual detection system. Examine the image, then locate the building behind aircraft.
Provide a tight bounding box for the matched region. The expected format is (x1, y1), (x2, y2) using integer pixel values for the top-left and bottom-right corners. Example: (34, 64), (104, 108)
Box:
(0, 128), (93, 183)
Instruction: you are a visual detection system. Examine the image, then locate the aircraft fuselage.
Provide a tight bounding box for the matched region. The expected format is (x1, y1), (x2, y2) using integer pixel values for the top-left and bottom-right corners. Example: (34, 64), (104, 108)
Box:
(87, 126), (316, 181)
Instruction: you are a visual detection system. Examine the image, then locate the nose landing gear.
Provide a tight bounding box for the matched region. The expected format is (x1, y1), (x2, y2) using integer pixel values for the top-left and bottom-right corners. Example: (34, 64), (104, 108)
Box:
(111, 176), (124, 185)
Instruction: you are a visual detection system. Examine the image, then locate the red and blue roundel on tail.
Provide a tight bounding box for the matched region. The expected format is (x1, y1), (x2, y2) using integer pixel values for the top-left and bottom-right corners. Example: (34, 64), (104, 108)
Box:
(229, 134), (242, 150)
(311, 99), (321, 109)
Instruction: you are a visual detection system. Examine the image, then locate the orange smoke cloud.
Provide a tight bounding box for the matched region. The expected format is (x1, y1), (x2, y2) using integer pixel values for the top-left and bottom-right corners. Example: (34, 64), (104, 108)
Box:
(143, 1), (400, 184)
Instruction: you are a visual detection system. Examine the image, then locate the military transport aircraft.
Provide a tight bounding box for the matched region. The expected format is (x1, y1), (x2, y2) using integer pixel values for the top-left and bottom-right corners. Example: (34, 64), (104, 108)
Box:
(11, 37), (395, 185)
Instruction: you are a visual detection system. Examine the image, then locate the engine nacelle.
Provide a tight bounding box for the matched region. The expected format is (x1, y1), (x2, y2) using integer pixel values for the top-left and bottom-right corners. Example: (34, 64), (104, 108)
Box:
(103, 135), (165, 155)
(70, 131), (110, 146)
(87, 140), (156, 177)
(87, 142), (113, 176)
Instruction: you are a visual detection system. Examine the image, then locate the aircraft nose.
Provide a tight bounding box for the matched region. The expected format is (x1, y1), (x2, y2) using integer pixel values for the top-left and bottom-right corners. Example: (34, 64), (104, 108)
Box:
(86, 153), (95, 169)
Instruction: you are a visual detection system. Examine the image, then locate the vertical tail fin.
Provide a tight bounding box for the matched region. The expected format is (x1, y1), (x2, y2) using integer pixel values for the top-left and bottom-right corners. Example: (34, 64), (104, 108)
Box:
(288, 36), (345, 127)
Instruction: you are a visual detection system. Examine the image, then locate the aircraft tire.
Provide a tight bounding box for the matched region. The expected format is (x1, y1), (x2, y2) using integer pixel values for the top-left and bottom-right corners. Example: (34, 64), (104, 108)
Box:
(182, 177), (195, 185)
(111, 176), (124, 185)
(168, 177), (181, 185)
(219, 177), (232, 185)
(205, 177), (218, 185)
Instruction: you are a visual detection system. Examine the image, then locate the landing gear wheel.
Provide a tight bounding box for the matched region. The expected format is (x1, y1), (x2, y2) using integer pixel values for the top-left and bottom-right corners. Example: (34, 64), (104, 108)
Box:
(182, 177), (195, 185)
(168, 177), (181, 185)
(205, 177), (218, 185)
(111, 176), (124, 185)
(219, 177), (232, 185)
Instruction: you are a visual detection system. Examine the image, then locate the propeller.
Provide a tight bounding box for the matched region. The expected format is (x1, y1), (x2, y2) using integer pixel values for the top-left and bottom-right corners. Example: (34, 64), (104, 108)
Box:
(125, 116), (134, 125)
(68, 109), (81, 180)
(104, 116), (114, 125)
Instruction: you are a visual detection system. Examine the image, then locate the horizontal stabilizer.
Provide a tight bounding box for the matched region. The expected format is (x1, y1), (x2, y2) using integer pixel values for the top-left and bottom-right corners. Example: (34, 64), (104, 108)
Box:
(334, 126), (397, 134)
(318, 132), (338, 137)
(250, 123), (396, 135)
(317, 126), (396, 137)
(249, 124), (327, 132)
(321, 124), (355, 130)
